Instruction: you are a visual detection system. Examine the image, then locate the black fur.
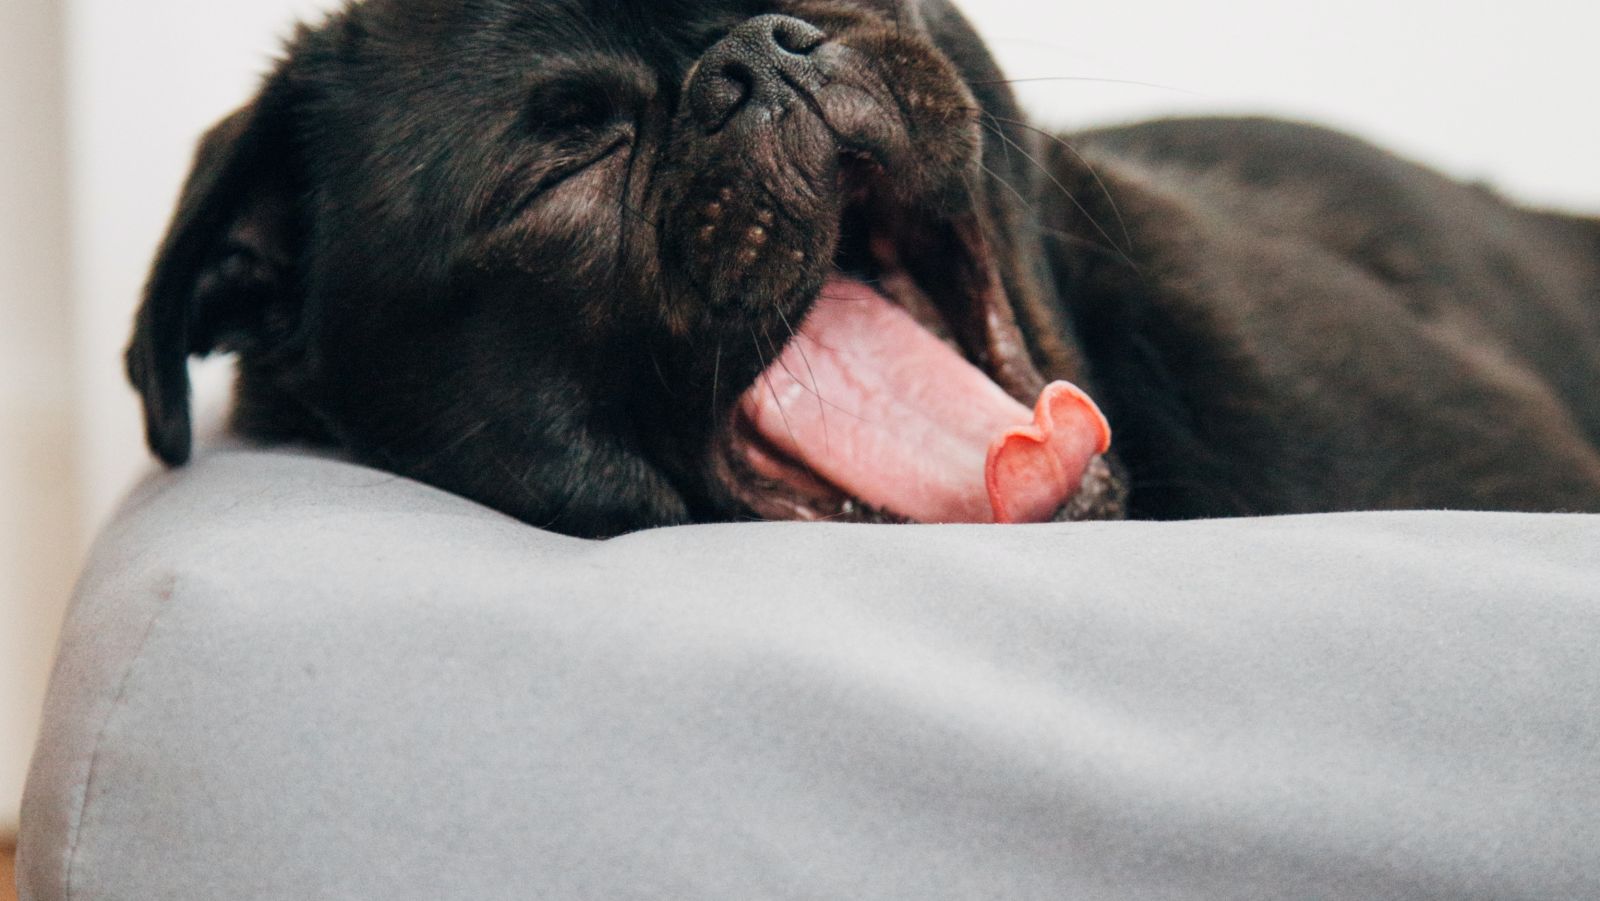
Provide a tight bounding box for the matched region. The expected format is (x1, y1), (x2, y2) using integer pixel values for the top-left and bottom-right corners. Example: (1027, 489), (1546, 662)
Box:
(129, 0), (1600, 536)
(1054, 119), (1600, 516)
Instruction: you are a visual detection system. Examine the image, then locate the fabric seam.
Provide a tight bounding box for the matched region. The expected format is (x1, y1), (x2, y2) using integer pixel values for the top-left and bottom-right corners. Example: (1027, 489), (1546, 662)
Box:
(60, 573), (180, 901)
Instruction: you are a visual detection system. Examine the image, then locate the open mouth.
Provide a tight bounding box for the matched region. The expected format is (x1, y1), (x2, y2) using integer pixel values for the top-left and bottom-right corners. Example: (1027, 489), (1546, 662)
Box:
(713, 159), (1115, 524)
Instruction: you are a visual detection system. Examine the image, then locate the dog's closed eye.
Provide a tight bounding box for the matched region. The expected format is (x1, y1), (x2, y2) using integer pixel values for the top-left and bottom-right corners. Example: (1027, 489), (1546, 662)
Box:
(466, 66), (655, 229)
(518, 56), (657, 133)
(522, 77), (636, 137)
(479, 137), (631, 232)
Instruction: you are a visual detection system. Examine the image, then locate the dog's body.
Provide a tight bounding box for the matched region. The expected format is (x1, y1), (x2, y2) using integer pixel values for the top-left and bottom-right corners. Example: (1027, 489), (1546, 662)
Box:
(128, 0), (1600, 536)
(1050, 118), (1600, 517)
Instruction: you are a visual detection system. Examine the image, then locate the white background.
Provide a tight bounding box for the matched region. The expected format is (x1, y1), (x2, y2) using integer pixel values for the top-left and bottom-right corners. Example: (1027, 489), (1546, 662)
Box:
(3, 0), (1598, 834)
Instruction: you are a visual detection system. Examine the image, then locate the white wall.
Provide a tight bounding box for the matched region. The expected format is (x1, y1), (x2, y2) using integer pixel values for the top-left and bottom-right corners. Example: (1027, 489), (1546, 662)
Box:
(3, 0), (1598, 834)
(1, 0), (74, 842)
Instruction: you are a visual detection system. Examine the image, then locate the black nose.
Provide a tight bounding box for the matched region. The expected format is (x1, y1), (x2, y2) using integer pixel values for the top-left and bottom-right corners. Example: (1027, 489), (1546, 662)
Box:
(689, 14), (826, 133)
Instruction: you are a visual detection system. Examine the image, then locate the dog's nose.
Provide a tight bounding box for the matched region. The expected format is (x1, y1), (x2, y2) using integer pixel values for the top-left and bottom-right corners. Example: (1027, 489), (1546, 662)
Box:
(689, 15), (826, 133)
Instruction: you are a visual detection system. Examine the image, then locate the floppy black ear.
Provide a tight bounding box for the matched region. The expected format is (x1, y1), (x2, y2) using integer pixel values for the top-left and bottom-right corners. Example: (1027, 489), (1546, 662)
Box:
(127, 72), (301, 466)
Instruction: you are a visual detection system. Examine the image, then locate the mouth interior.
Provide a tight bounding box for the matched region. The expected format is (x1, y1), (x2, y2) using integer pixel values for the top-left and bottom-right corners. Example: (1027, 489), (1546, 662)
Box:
(727, 168), (1111, 524)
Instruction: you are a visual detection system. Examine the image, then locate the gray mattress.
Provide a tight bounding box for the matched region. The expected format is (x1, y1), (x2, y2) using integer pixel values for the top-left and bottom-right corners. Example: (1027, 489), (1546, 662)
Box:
(18, 446), (1600, 900)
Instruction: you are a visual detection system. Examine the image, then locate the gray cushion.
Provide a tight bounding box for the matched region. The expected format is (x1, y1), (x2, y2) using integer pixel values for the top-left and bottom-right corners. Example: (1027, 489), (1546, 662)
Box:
(18, 446), (1600, 900)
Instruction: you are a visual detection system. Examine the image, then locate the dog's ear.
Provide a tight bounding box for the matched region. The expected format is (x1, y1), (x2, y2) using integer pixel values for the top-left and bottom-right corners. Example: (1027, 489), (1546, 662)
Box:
(127, 71), (302, 466)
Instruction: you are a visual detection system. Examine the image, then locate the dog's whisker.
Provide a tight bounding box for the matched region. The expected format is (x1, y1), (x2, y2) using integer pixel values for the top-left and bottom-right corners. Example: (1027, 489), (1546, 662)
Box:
(975, 118), (1133, 269)
(1037, 224), (1144, 261)
(761, 328), (806, 391)
(975, 156), (1043, 223)
(472, 438), (563, 530)
(986, 114), (1137, 264)
(761, 325), (857, 422)
(970, 75), (1202, 96)
(976, 113), (1139, 271)
(750, 328), (799, 450)
(418, 418), (495, 470)
(617, 199), (655, 230)
(710, 339), (723, 427)
(776, 306), (830, 453)
(649, 349), (676, 397)
(753, 327), (869, 419)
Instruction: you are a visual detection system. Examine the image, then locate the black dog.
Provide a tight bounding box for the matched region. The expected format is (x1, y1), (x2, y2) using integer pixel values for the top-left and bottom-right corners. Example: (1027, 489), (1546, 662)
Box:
(128, 0), (1600, 537)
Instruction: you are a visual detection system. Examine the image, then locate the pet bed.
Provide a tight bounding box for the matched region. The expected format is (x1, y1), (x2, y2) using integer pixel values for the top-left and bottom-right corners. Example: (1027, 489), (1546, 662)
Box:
(18, 446), (1600, 899)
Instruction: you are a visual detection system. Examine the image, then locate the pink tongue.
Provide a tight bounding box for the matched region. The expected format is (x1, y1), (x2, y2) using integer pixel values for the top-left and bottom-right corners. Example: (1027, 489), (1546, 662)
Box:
(739, 276), (1111, 523)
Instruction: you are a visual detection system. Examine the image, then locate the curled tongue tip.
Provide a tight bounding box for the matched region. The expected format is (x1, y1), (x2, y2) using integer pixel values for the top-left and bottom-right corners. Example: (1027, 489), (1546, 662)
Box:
(986, 381), (1113, 524)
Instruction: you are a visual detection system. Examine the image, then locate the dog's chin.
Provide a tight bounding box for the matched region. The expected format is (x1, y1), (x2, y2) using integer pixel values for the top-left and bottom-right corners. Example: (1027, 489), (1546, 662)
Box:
(705, 162), (1124, 525)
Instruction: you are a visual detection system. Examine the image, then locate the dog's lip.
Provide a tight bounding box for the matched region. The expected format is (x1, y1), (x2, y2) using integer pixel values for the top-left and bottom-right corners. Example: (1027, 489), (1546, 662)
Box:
(719, 410), (911, 523)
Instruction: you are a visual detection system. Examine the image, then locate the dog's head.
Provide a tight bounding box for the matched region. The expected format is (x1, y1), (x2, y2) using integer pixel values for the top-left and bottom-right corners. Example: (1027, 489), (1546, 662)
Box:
(129, 0), (1123, 536)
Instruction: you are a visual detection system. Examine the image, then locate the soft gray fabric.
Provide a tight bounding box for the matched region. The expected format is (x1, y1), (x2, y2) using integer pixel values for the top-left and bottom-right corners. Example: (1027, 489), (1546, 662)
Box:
(18, 446), (1600, 901)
